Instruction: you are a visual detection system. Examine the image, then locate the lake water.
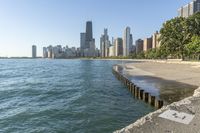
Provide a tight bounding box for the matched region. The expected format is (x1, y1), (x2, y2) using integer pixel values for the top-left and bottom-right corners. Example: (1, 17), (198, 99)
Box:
(0, 59), (154, 133)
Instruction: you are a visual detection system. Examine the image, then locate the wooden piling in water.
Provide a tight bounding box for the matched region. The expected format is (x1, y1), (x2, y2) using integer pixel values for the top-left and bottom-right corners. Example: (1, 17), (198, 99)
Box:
(155, 99), (164, 109)
(129, 83), (132, 91)
(143, 92), (149, 103)
(126, 79), (130, 87)
(112, 66), (164, 109)
(148, 95), (156, 106)
(139, 89), (144, 100)
(135, 87), (140, 98)
(130, 83), (134, 93)
(133, 85), (136, 96)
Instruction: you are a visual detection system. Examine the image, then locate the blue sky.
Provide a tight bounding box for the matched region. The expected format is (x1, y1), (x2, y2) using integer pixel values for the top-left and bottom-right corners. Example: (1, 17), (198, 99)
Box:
(0, 0), (191, 57)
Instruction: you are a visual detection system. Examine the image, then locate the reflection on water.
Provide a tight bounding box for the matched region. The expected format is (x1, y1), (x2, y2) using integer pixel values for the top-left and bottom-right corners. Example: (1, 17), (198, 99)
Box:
(114, 65), (197, 104)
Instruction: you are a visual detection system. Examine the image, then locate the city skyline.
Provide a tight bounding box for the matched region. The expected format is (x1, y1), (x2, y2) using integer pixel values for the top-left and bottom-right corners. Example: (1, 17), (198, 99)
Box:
(0, 0), (192, 57)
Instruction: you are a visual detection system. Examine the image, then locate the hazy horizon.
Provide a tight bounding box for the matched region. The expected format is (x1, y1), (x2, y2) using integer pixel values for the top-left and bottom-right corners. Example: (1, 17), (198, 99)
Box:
(0, 0), (191, 57)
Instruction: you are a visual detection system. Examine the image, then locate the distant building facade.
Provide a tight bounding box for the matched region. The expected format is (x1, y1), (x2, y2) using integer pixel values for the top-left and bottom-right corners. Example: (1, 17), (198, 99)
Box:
(32, 45), (37, 58)
(43, 45), (81, 59)
(129, 34), (133, 53)
(100, 29), (110, 57)
(80, 21), (96, 57)
(43, 47), (48, 58)
(114, 38), (123, 56)
(123, 27), (132, 57)
(109, 45), (115, 57)
(178, 0), (200, 17)
(143, 37), (152, 52)
(135, 39), (143, 54)
(80, 33), (86, 56)
(152, 31), (161, 49)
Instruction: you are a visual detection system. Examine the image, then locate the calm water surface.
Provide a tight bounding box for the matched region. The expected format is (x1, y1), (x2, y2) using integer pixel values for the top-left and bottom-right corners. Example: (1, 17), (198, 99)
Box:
(0, 59), (154, 133)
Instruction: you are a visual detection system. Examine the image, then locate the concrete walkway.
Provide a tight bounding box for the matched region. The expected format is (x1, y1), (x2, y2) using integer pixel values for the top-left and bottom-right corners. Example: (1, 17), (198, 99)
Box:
(114, 60), (200, 133)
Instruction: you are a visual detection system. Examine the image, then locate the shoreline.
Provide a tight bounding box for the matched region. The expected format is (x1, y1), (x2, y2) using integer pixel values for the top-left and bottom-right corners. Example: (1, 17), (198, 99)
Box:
(113, 60), (200, 133)
(114, 86), (200, 133)
(1, 58), (199, 64)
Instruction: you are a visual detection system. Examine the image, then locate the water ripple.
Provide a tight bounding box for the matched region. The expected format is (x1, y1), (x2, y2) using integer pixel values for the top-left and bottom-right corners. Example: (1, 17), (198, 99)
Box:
(0, 59), (154, 133)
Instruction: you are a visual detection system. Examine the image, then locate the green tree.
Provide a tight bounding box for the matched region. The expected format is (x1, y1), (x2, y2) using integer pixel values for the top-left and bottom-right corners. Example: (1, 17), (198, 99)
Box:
(136, 52), (145, 59)
(185, 12), (200, 36)
(160, 17), (190, 59)
(185, 35), (200, 60)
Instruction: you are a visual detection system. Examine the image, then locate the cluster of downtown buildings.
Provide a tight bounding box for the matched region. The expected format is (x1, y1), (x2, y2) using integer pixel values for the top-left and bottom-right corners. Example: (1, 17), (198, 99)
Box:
(99, 27), (161, 57)
(41, 22), (135, 59)
(41, 21), (99, 59)
(31, 0), (200, 59)
(42, 45), (81, 59)
(100, 27), (134, 57)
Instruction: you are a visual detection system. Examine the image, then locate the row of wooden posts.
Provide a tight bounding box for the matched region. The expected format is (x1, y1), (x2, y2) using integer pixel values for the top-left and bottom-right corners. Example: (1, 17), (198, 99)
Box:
(112, 67), (163, 109)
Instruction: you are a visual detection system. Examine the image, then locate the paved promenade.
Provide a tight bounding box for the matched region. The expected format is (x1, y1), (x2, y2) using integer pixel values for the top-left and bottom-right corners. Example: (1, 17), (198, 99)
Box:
(114, 60), (200, 133)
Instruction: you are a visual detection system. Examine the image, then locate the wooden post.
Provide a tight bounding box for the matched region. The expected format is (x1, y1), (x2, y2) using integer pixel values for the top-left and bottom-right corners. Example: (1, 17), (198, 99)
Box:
(139, 89), (144, 100)
(135, 87), (140, 98)
(155, 99), (164, 109)
(129, 83), (132, 91)
(143, 92), (149, 103)
(148, 95), (155, 106)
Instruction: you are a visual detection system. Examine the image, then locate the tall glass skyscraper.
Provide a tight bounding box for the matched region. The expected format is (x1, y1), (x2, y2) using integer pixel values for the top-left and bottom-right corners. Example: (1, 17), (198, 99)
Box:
(85, 21), (93, 48)
(123, 27), (131, 57)
(80, 21), (96, 57)
(80, 33), (86, 56)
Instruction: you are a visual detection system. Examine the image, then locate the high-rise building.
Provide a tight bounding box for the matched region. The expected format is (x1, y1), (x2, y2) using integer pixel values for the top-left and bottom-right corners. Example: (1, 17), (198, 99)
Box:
(80, 21), (96, 57)
(130, 45), (136, 54)
(109, 45), (115, 57)
(86, 22), (93, 39)
(143, 37), (152, 52)
(47, 45), (53, 58)
(85, 21), (93, 48)
(100, 29), (110, 57)
(123, 27), (132, 57)
(80, 33), (86, 56)
(129, 34), (133, 53)
(152, 31), (161, 49)
(114, 38), (123, 56)
(43, 47), (48, 58)
(178, 0), (200, 18)
(95, 48), (100, 57)
(135, 39), (144, 54)
(32, 45), (37, 58)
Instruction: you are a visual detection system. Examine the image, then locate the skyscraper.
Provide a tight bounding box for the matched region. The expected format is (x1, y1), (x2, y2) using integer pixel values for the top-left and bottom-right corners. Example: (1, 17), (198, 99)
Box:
(114, 38), (123, 56)
(129, 34), (133, 53)
(80, 21), (96, 57)
(135, 39), (144, 54)
(80, 33), (86, 56)
(178, 0), (200, 17)
(43, 47), (48, 58)
(32, 45), (37, 58)
(123, 27), (132, 57)
(100, 29), (110, 57)
(109, 45), (115, 57)
(85, 21), (93, 48)
(143, 37), (152, 52)
(152, 31), (161, 49)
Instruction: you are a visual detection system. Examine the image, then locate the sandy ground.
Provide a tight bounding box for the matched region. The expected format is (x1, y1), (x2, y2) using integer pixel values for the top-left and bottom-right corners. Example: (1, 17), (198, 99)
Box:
(124, 61), (200, 87)
(114, 60), (200, 133)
